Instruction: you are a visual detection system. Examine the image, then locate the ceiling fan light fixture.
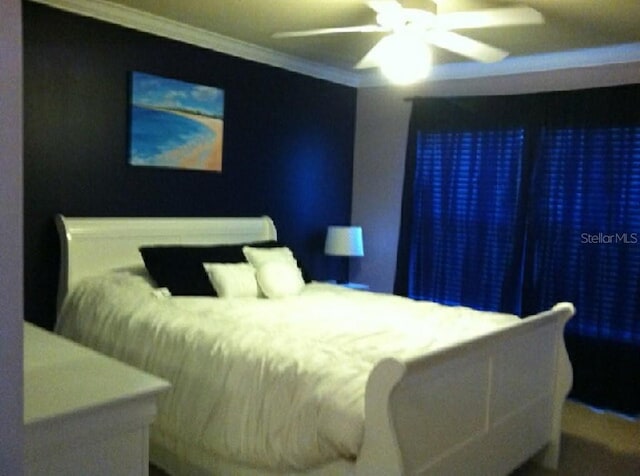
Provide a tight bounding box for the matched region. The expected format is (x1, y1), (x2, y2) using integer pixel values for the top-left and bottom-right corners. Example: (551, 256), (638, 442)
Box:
(276, 1), (544, 84)
(377, 31), (432, 85)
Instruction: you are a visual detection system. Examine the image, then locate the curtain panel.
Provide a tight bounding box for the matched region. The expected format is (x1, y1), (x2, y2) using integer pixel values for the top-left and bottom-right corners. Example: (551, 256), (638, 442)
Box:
(395, 85), (640, 414)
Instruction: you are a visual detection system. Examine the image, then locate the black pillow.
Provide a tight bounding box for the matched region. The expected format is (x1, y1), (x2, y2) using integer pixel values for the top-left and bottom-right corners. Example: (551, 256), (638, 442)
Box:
(140, 240), (279, 296)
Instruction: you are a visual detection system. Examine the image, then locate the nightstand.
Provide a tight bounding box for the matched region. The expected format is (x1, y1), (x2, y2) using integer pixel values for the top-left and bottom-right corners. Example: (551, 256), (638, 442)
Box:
(341, 282), (369, 290)
(325, 280), (369, 290)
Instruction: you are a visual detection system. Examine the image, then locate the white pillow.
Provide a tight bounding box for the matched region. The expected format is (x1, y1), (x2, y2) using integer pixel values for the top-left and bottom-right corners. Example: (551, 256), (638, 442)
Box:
(203, 262), (259, 298)
(242, 246), (297, 268)
(243, 246), (305, 298)
(255, 260), (305, 298)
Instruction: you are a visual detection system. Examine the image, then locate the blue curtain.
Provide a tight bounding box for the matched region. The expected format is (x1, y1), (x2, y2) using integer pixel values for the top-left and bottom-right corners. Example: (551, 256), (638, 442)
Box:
(523, 125), (640, 343)
(522, 124), (640, 413)
(395, 86), (640, 415)
(407, 128), (527, 313)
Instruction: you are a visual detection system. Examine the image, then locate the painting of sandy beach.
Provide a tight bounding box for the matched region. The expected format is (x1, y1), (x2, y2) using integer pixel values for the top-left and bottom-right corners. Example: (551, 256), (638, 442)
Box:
(128, 71), (224, 172)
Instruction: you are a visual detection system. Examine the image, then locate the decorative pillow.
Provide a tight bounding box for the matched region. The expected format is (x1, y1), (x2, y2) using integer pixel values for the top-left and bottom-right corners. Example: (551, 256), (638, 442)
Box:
(203, 262), (259, 298)
(139, 246), (213, 296)
(255, 261), (305, 298)
(139, 240), (278, 296)
(243, 246), (305, 298)
(242, 246), (297, 268)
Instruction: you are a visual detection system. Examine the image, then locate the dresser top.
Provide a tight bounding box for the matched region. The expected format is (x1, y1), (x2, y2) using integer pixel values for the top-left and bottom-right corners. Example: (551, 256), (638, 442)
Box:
(24, 322), (170, 425)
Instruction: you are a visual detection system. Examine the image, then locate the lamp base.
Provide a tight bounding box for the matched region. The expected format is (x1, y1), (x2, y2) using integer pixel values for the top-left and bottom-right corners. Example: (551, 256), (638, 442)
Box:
(324, 280), (369, 291)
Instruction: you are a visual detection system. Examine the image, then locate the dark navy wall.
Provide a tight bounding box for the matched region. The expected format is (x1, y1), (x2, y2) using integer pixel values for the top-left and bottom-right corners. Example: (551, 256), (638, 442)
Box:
(23, 3), (357, 329)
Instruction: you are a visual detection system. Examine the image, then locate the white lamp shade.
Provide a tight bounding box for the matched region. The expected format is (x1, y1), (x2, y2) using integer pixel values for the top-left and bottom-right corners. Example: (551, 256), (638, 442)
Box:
(324, 226), (364, 257)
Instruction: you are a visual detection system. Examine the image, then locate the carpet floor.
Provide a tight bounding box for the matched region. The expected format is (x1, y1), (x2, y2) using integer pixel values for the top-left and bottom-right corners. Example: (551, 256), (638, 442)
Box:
(151, 400), (640, 475)
(512, 400), (640, 475)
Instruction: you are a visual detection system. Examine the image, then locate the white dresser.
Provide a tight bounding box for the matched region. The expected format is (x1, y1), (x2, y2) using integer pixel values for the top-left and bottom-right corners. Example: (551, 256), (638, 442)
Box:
(24, 323), (170, 476)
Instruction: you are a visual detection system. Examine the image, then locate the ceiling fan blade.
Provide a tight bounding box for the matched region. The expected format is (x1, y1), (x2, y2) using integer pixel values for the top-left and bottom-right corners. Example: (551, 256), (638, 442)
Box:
(434, 7), (544, 30)
(367, 0), (403, 15)
(273, 25), (387, 38)
(354, 37), (388, 69)
(425, 30), (508, 62)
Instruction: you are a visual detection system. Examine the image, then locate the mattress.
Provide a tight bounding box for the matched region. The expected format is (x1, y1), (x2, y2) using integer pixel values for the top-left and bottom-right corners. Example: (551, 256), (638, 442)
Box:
(56, 270), (519, 472)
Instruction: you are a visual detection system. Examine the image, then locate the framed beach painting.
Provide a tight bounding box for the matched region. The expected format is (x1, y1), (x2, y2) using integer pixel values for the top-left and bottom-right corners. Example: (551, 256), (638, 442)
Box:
(128, 71), (224, 172)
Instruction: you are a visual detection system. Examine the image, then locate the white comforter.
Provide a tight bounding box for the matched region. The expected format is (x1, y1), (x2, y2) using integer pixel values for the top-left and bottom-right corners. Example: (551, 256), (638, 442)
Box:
(57, 271), (519, 471)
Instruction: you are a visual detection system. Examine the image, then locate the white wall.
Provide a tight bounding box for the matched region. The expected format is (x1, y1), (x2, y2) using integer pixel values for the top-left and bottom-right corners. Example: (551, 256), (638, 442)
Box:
(0, 0), (24, 471)
(351, 62), (640, 292)
(351, 87), (411, 292)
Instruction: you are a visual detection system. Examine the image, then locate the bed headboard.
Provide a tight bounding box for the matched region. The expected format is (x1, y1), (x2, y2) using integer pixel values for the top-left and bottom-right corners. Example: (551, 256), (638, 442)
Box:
(55, 215), (277, 312)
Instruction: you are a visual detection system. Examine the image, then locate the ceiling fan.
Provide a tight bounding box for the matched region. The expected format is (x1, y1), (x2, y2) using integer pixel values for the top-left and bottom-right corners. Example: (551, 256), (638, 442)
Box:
(273, 1), (544, 84)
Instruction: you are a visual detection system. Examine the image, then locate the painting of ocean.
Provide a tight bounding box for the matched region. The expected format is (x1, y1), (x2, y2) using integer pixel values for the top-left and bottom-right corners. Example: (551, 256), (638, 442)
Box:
(128, 71), (224, 172)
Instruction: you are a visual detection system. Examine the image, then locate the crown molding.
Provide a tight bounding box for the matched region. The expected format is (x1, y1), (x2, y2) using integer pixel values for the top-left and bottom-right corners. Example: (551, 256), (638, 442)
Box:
(357, 42), (640, 87)
(430, 42), (640, 82)
(29, 0), (362, 87)
(29, 0), (640, 89)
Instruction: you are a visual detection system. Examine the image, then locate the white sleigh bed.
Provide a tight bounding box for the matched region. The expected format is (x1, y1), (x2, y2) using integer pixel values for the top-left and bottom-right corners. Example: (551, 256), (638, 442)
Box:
(54, 214), (574, 476)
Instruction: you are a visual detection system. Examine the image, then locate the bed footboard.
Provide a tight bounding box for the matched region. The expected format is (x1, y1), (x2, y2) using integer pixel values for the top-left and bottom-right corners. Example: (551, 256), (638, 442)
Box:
(357, 303), (574, 476)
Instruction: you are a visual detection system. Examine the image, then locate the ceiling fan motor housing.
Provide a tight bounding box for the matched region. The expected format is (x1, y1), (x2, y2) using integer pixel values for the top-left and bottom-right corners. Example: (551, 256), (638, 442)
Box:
(402, 0), (436, 12)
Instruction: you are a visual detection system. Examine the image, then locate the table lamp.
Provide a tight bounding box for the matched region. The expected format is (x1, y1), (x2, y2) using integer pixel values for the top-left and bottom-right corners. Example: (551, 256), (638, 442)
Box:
(324, 226), (364, 283)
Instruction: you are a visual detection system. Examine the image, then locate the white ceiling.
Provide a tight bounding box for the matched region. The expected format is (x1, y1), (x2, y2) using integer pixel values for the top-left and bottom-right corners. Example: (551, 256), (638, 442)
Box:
(34, 0), (640, 87)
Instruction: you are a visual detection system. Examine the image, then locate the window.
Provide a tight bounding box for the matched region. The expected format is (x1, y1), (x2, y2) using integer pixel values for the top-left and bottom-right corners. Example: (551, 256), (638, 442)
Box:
(396, 86), (640, 414)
